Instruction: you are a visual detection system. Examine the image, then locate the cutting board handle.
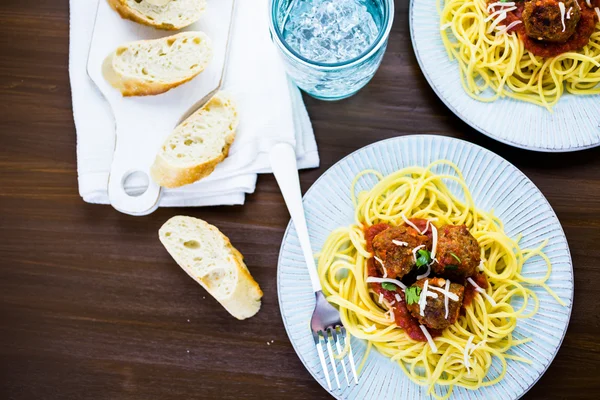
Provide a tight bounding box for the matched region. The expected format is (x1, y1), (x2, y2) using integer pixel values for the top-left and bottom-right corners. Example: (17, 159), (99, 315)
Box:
(108, 114), (163, 216)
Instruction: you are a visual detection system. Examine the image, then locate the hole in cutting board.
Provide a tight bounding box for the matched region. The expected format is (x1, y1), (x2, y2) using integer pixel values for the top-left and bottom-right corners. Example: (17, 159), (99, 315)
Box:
(122, 171), (150, 197)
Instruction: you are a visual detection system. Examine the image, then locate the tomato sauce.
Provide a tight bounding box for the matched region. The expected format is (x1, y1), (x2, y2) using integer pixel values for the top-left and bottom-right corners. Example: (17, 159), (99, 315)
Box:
(368, 271), (442, 342)
(495, 1), (599, 58)
(364, 222), (441, 342)
(408, 218), (433, 237)
(462, 272), (489, 307)
(364, 223), (390, 253)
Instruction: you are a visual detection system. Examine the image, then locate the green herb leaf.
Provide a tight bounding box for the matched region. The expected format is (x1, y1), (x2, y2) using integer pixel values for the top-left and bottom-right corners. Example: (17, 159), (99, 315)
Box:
(405, 286), (422, 305)
(415, 249), (431, 267)
(450, 252), (461, 263)
(445, 265), (459, 270)
(381, 282), (397, 291)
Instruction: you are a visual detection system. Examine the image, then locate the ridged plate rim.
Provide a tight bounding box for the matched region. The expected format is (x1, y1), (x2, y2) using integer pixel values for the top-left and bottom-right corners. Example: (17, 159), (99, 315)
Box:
(277, 135), (574, 399)
(409, 0), (600, 153)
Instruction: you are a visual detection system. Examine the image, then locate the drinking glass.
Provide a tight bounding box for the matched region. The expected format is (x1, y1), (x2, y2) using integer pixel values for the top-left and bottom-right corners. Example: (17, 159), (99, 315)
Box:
(269, 0), (395, 101)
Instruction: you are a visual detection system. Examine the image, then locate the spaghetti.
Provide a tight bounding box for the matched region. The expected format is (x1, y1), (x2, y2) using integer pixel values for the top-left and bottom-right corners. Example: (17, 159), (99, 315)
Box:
(317, 160), (565, 399)
(438, 0), (600, 110)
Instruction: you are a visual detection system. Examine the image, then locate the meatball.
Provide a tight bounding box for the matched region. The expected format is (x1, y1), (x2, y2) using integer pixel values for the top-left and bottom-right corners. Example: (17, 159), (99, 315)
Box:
(372, 225), (431, 279)
(522, 0), (580, 43)
(406, 277), (465, 330)
(432, 224), (480, 279)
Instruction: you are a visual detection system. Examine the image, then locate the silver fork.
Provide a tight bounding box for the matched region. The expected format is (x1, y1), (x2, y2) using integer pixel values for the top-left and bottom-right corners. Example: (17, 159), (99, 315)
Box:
(270, 143), (359, 390)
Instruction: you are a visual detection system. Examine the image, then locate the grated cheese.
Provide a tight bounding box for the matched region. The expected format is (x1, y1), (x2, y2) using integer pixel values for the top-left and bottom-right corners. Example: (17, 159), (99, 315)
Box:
(401, 214), (421, 232)
(463, 336), (487, 373)
(497, 20), (522, 35)
(418, 279), (439, 316)
(464, 335), (475, 373)
(566, 6), (573, 19)
(419, 279), (429, 316)
(445, 279), (451, 319)
(596, 7), (600, 20)
(440, 22), (452, 30)
(366, 276), (408, 290)
(430, 224), (438, 261)
(392, 240), (409, 246)
(420, 325), (438, 353)
(412, 245), (425, 263)
(379, 293), (384, 304)
(395, 293), (402, 303)
(429, 285), (460, 302)
(487, 12), (507, 34)
(362, 324), (377, 333)
(575, 0), (581, 9)
(586, 0), (592, 7)
(467, 277), (497, 307)
(559, 2), (567, 33)
(416, 264), (431, 280)
(479, 259), (486, 271)
(486, 1), (515, 12)
(385, 309), (394, 321)
(485, 6), (517, 22)
(374, 256), (388, 278)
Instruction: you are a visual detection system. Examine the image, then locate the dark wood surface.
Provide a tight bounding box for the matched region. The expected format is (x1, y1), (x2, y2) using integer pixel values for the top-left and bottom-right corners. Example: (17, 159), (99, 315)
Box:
(1, 0), (599, 399)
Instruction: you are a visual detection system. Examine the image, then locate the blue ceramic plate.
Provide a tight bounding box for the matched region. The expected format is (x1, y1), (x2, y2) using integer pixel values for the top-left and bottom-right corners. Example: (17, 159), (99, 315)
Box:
(410, 0), (600, 152)
(277, 135), (573, 399)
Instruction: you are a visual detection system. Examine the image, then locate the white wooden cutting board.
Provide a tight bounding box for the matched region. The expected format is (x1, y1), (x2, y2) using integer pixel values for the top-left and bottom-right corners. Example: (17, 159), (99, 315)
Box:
(87, 0), (234, 215)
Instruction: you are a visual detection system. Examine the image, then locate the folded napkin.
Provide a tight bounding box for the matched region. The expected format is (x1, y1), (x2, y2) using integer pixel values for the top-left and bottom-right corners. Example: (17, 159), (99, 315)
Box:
(69, 0), (319, 207)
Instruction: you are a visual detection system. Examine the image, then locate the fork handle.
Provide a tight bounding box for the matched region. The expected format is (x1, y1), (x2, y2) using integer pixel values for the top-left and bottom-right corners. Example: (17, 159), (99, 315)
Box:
(270, 143), (322, 293)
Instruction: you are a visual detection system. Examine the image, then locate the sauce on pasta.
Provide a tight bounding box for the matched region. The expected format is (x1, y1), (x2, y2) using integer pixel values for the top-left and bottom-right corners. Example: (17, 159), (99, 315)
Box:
(317, 161), (566, 399)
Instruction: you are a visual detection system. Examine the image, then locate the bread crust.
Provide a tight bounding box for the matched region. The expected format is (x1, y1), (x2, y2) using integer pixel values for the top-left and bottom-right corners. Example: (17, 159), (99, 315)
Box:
(102, 32), (213, 97)
(150, 134), (235, 188)
(107, 0), (201, 30)
(159, 216), (263, 320)
(150, 92), (238, 188)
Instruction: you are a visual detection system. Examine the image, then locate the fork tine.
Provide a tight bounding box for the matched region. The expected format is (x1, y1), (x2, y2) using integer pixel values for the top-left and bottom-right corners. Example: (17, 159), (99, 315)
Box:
(341, 327), (359, 384)
(334, 327), (350, 386)
(315, 332), (332, 390)
(325, 328), (341, 389)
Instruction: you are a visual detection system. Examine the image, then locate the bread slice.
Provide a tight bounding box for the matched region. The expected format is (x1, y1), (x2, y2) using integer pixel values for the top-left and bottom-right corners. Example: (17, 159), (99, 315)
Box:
(103, 32), (213, 96)
(107, 0), (207, 30)
(159, 216), (263, 320)
(150, 91), (238, 188)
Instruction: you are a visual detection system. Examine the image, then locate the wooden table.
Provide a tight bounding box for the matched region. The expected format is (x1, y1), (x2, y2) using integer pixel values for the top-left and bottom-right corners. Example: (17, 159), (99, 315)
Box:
(1, 0), (599, 399)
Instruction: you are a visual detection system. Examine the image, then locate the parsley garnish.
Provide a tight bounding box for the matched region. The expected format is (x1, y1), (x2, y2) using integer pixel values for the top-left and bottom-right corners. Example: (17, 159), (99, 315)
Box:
(416, 249), (431, 267)
(381, 282), (397, 291)
(445, 265), (459, 270)
(450, 252), (461, 263)
(405, 286), (422, 305)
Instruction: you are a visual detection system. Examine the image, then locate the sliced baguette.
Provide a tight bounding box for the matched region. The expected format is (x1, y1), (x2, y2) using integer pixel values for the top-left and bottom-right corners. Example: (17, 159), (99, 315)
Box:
(107, 0), (207, 30)
(159, 216), (263, 320)
(150, 91), (238, 188)
(103, 32), (213, 96)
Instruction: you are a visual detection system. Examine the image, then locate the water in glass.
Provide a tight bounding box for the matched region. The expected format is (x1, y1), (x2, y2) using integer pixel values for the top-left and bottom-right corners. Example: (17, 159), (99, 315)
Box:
(271, 0), (390, 100)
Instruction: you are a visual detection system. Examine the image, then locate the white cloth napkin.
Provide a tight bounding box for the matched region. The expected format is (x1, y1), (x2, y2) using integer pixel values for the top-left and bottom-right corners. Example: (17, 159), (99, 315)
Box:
(69, 0), (319, 207)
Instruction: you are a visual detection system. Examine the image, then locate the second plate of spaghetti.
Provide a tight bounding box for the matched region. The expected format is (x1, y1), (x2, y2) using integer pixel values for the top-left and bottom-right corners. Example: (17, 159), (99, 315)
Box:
(277, 135), (573, 400)
(410, 0), (600, 151)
